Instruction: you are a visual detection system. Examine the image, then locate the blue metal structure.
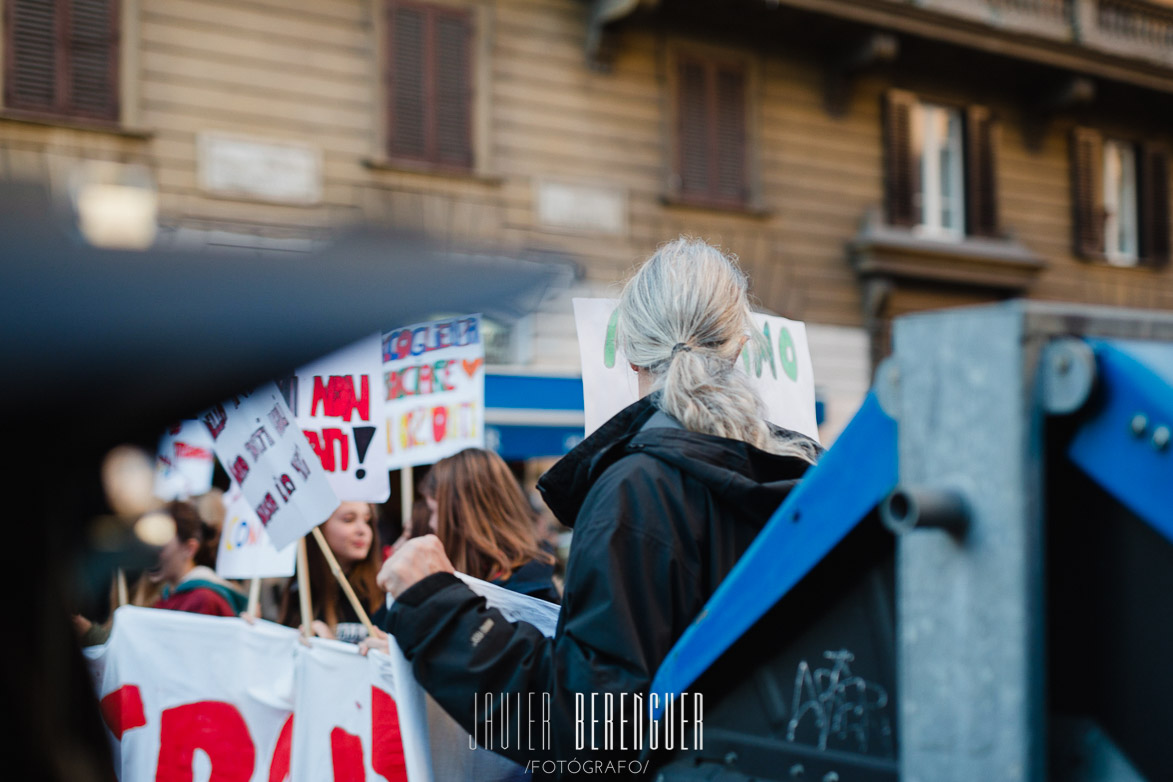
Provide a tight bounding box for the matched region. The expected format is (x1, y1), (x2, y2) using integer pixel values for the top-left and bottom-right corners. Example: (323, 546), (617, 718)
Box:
(648, 391), (897, 717)
(1068, 339), (1173, 543)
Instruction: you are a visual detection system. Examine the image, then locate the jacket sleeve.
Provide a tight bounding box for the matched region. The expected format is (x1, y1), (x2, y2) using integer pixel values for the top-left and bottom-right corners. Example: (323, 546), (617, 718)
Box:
(383, 465), (700, 771)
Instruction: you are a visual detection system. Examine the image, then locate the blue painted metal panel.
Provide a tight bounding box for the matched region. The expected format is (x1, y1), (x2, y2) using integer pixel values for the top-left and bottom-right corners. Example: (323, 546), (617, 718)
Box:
(485, 373), (584, 411)
(1068, 339), (1173, 544)
(486, 424), (584, 461)
(649, 392), (898, 717)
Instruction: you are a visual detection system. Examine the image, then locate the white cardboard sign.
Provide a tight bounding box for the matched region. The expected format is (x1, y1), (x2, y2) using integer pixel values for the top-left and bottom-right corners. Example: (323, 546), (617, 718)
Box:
(381, 315), (486, 469)
(214, 481), (297, 579)
(200, 383), (339, 550)
(573, 298), (820, 441)
(292, 332), (390, 502)
(153, 420), (215, 501)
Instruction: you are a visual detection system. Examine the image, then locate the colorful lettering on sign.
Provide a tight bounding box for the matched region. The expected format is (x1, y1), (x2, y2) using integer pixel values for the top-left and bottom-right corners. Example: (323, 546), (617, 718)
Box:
(305, 428), (349, 472)
(382, 317), (481, 361)
(274, 474), (296, 504)
(268, 405), (291, 437)
(383, 360), (456, 401)
(230, 455), (251, 485)
(778, 326), (799, 381)
(397, 402), (479, 450)
(256, 493), (280, 526)
(311, 376), (370, 423)
(203, 405), (228, 440)
(226, 518), (257, 551)
(245, 427), (276, 460)
(740, 322), (778, 380)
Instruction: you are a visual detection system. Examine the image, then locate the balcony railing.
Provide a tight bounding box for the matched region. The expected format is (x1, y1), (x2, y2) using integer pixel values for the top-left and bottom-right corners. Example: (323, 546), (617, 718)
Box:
(886, 0), (1173, 68)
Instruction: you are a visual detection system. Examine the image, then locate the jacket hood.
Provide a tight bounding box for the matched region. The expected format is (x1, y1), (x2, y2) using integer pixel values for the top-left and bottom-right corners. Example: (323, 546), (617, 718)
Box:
(166, 565), (248, 613)
(538, 394), (819, 529)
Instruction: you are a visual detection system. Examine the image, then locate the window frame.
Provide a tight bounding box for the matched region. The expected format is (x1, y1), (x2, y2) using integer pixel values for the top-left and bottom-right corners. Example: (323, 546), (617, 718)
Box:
(662, 40), (763, 213)
(0, 0), (141, 132)
(1102, 137), (1140, 266)
(913, 102), (967, 241)
(375, 0), (491, 177)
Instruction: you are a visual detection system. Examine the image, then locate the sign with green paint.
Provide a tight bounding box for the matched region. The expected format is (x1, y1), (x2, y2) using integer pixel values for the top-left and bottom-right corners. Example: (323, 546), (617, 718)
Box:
(573, 299), (819, 441)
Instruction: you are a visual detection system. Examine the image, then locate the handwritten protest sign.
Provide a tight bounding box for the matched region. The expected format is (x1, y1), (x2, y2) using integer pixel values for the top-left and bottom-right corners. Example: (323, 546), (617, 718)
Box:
(573, 298), (820, 441)
(291, 333), (390, 502)
(200, 383), (338, 550)
(153, 420), (215, 501)
(382, 315), (485, 469)
(215, 482), (296, 579)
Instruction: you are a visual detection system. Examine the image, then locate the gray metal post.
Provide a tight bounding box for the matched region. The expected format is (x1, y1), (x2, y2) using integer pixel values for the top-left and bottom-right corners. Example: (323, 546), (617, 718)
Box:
(890, 302), (1047, 782)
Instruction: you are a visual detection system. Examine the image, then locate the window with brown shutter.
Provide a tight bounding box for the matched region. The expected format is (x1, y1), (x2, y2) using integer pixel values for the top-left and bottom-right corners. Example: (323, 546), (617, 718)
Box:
(1139, 143), (1170, 268)
(4, 0), (120, 123)
(884, 91), (1001, 239)
(675, 54), (748, 208)
(1071, 127), (1106, 261)
(385, 1), (473, 170)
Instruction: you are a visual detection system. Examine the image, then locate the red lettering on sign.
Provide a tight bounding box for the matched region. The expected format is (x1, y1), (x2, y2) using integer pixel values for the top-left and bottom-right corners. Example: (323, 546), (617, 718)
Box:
(306, 428), (349, 472)
(267, 714), (293, 782)
(230, 456), (250, 485)
(174, 442), (212, 460)
(256, 493), (280, 526)
(99, 684), (147, 740)
(156, 701), (255, 782)
(311, 376), (370, 422)
(330, 727), (364, 782)
(371, 687), (408, 781)
(203, 405), (228, 440)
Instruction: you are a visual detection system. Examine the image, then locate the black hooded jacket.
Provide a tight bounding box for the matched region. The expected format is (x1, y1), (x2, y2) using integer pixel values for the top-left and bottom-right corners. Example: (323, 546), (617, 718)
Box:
(383, 395), (818, 778)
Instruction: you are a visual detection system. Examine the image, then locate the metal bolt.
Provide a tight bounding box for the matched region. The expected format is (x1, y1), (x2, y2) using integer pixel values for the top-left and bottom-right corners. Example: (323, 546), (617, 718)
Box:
(1153, 426), (1171, 452)
(1055, 353), (1072, 374)
(823, 774), (840, 782)
(1131, 414), (1149, 437)
(723, 751), (738, 767)
(789, 764), (805, 778)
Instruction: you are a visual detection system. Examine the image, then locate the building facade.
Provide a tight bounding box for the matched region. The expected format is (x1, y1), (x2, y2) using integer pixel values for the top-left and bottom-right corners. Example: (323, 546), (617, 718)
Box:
(2, 0), (1171, 445)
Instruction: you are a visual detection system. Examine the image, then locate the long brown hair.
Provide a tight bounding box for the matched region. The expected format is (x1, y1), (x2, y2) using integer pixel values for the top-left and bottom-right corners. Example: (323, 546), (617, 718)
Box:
(279, 503), (383, 630)
(423, 448), (553, 582)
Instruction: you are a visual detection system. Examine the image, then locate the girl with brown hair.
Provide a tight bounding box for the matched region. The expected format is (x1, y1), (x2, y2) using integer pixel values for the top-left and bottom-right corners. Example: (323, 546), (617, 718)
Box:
(422, 448), (559, 603)
(279, 501), (386, 643)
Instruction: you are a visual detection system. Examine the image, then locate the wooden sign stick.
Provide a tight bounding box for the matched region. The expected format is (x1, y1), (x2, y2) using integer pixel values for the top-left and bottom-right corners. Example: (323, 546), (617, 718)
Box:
(296, 538), (313, 639)
(115, 569), (129, 608)
(247, 577), (261, 617)
(310, 526), (377, 637)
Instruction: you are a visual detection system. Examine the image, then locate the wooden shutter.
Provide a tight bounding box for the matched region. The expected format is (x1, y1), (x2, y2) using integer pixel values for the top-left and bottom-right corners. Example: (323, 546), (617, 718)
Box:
(433, 11), (472, 167)
(5, 0), (117, 121)
(884, 90), (919, 227)
(386, 2), (473, 169)
(1139, 143), (1170, 268)
(676, 55), (747, 207)
(714, 65), (747, 204)
(66, 0), (119, 120)
(677, 58), (710, 200)
(6, 0), (59, 113)
(1071, 127), (1105, 260)
(387, 4), (428, 160)
(965, 105), (999, 237)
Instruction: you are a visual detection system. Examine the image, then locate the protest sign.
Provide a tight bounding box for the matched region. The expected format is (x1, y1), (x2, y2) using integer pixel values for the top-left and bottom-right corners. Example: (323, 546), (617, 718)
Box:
(200, 383), (338, 549)
(215, 481), (296, 579)
(153, 420), (215, 500)
(292, 333), (390, 503)
(382, 315), (485, 469)
(572, 298), (820, 441)
(85, 607), (415, 782)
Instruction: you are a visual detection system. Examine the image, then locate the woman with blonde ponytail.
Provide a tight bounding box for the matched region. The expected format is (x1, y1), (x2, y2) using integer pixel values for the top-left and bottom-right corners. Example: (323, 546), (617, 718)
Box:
(378, 238), (820, 779)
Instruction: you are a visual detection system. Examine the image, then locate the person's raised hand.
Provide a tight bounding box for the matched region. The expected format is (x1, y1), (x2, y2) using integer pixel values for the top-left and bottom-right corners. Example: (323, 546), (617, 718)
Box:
(358, 632), (389, 657)
(311, 620), (335, 640)
(376, 534), (455, 598)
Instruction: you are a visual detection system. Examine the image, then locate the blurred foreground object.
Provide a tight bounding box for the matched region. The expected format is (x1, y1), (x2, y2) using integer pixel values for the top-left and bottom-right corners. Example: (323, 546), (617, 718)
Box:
(0, 181), (561, 781)
(648, 300), (1173, 782)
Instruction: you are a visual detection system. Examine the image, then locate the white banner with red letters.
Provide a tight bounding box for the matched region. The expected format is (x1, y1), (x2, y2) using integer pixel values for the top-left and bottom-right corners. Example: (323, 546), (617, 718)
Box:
(292, 332), (391, 503)
(200, 383), (339, 550)
(84, 607), (419, 782)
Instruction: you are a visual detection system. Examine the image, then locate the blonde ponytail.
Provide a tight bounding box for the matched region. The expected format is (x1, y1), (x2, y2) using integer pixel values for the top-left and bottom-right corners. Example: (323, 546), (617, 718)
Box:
(617, 237), (816, 463)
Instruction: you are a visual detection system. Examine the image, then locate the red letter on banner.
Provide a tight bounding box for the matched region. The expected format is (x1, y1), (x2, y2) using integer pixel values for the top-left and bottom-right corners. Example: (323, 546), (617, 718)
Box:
(99, 684), (147, 740)
(330, 727), (364, 782)
(156, 701), (255, 782)
(267, 714), (294, 782)
(371, 687), (408, 781)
